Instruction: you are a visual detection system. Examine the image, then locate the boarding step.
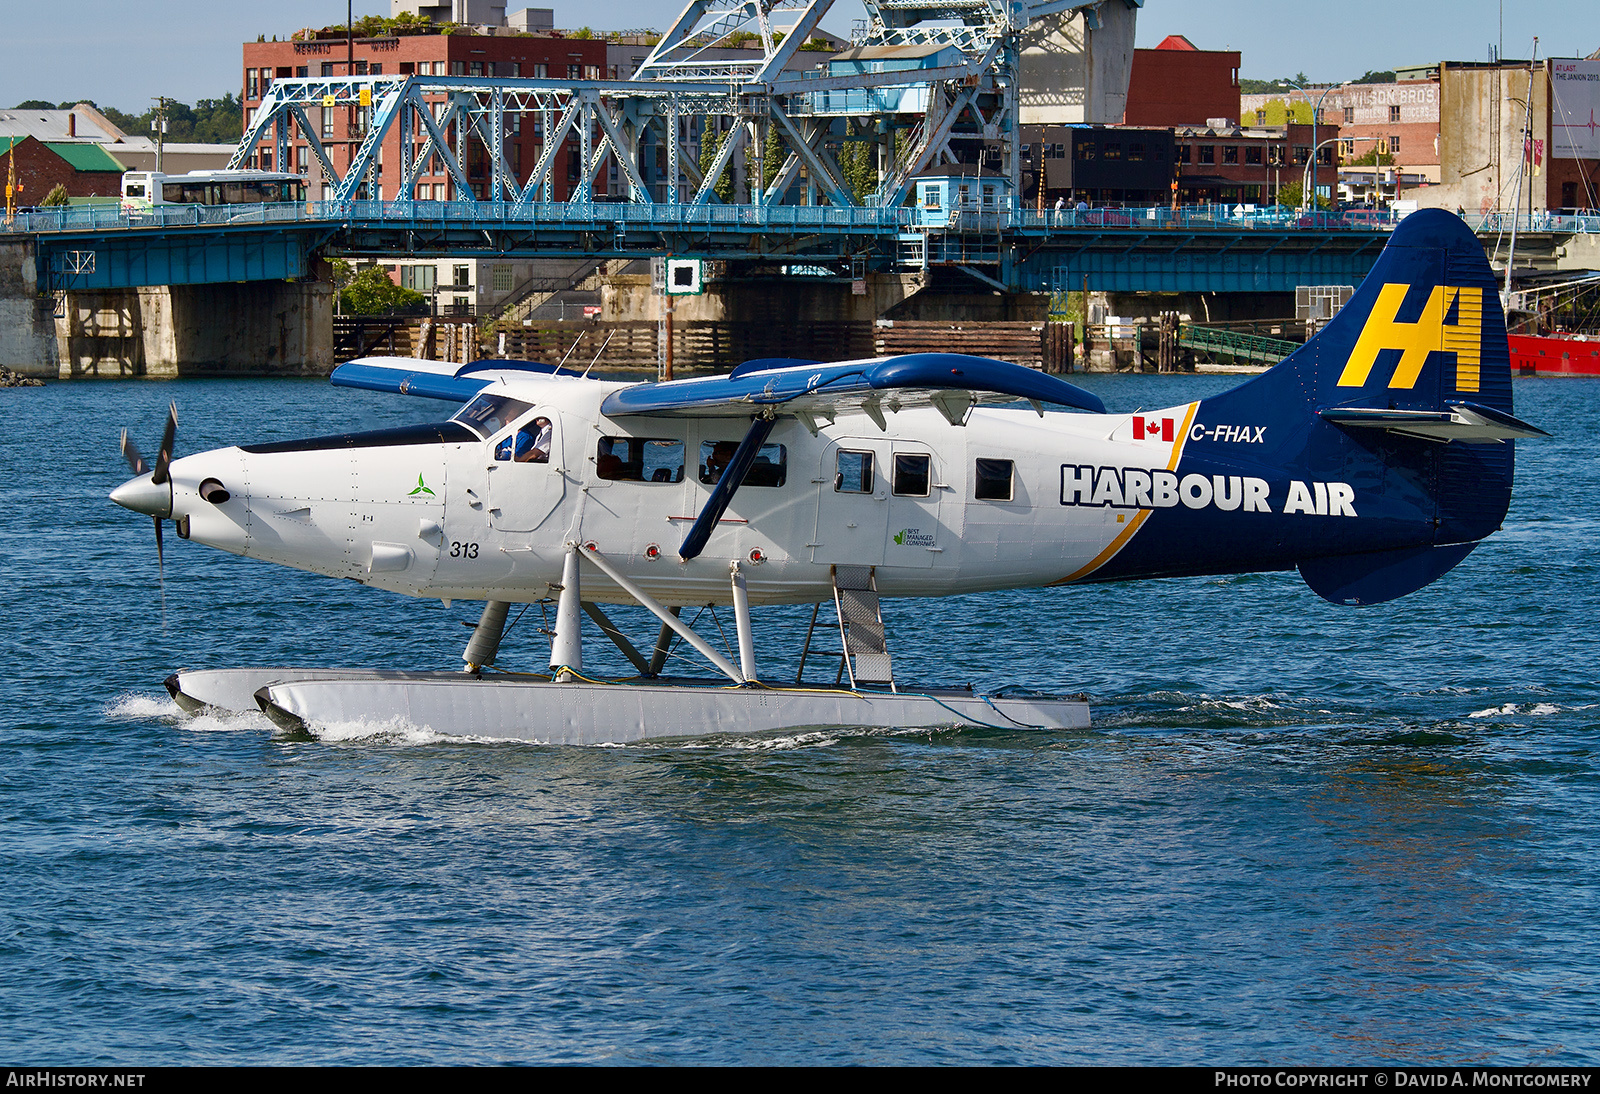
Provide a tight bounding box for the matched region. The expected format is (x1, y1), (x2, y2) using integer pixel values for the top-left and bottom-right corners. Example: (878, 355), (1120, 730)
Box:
(832, 564), (894, 689)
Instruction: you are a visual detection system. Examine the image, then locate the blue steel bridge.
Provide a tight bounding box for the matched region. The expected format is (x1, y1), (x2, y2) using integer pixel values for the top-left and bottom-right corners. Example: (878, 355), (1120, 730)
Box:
(12, 0), (1597, 300)
(18, 198), (1412, 297)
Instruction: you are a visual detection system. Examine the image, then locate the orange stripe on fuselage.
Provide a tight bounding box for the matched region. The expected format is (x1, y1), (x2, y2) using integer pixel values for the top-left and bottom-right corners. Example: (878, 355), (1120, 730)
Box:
(1051, 401), (1199, 585)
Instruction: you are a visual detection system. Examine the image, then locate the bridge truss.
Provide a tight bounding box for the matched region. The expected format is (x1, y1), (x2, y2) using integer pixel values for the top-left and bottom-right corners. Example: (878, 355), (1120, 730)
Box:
(233, 0), (1137, 216)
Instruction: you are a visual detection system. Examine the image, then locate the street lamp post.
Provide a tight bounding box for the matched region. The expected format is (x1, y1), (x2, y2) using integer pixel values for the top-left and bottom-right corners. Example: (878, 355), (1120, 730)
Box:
(1276, 81), (1338, 211)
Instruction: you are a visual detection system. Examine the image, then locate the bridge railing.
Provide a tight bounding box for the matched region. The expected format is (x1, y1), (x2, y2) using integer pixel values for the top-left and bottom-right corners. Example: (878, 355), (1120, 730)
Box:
(13, 199), (914, 235)
(20, 200), (1600, 239)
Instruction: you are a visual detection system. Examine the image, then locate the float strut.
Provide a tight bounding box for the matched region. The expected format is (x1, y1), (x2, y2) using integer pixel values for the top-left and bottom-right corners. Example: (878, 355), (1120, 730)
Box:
(647, 606), (681, 677)
(730, 560), (757, 683)
(549, 545), (583, 680)
(463, 600), (511, 673)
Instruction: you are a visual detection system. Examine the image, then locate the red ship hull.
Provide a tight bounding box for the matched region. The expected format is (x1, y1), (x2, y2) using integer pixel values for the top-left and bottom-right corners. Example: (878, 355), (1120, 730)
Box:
(1510, 333), (1600, 376)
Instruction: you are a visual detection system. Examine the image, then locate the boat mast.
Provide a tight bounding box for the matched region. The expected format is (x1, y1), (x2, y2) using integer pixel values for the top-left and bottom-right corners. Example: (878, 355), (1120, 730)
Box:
(1504, 38), (1539, 308)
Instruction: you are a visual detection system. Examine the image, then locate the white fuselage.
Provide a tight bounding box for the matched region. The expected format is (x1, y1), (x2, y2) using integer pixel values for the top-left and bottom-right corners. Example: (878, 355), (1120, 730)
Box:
(163, 374), (1210, 606)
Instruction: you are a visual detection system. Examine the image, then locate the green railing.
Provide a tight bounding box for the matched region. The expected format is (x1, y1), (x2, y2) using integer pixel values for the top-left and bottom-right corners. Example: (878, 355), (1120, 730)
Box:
(1178, 324), (1301, 366)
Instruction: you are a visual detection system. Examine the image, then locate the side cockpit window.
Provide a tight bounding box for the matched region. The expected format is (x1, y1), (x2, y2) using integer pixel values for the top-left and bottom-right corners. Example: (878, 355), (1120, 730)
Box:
(494, 415), (552, 463)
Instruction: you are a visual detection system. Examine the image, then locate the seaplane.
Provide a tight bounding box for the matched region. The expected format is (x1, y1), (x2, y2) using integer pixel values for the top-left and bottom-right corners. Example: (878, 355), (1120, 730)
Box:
(110, 210), (1546, 745)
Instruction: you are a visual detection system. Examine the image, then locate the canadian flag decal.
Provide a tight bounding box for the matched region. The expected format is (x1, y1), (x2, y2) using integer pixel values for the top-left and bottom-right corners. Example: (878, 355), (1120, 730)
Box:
(1133, 416), (1174, 441)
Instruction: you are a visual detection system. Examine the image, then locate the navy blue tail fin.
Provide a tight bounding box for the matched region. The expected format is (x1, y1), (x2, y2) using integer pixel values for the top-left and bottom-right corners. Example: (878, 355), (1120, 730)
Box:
(1199, 209), (1526, 604)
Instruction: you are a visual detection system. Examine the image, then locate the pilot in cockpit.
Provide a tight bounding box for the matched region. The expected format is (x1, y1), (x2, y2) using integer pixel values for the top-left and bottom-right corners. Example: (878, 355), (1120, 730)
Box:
(495, 416), (552, 464)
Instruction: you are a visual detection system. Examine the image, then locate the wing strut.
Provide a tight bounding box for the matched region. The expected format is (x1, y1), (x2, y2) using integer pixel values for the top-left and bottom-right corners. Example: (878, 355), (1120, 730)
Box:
(678, 414), (776, 561)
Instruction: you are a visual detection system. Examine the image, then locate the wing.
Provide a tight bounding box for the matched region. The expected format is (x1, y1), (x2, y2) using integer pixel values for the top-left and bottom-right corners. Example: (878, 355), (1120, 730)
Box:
(329, 356), (568, 402)
(598, 353), (1106, 428)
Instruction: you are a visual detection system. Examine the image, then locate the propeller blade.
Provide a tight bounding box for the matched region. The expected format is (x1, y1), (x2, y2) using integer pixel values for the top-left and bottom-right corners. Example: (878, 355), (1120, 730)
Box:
(120, 428), (149, 477)
(150, 402), (178, 486)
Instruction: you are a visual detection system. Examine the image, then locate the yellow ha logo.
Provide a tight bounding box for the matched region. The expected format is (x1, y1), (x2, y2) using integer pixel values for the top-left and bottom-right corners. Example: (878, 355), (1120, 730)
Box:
(1337, 283), (1483, 392)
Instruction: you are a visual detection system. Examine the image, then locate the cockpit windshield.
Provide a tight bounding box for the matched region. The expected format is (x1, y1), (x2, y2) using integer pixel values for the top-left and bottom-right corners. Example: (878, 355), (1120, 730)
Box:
(452, 394), (534, 440)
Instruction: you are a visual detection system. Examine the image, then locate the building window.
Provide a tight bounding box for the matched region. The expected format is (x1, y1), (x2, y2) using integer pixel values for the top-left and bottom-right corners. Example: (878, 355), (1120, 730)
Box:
(296, 66), (308, 78)
(535, 63), (548, 78)
(1102, 143), (1121, 160)
(470, 61), (484, 76)
(1223, 145), (1239, 164)
(1077, 143), (1095, 161)
(1199, 145), (1215, 164)
(1317, 146), (1334, 165)
(354, 60), (367, 75)
(1177, 144), (1191, 164)
(1344, 106), (1355, 123)
(1256, 109), (1268, 125)
(1246, 147), (1262, 165)
(1292, 145), (1310, 165)
(568, 65), (582, 80)
(1268, 145), (1285, 166)
(1390, 136), (1401, 154)
(321, 62), (334, 77)
(453, 265), (471, 288)
(584, 65), (601, 80)
(370, 64), (382, 75)
(493, 265), (513, 292)
(247, 71), (259, 99)
(403, 265), (436, 292)
(452, 61), (465, 75)
(1129, 142), (1145, 162)
(1390, 104), (1401, 123)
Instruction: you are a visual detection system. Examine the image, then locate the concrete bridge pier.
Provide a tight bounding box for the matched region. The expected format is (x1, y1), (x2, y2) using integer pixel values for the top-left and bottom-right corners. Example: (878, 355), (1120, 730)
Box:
(57, 280), (334, 379)
(0, 238), (62, 379)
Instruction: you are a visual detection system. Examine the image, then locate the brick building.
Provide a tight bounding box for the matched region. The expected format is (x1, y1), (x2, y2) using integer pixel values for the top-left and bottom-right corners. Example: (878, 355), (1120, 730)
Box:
(1, 136), (125, 204)
(1123, 35), (1240, 127)
(1242, 79), (1440, 189)
(241, 25), (607, 201)
(1172, 123), (1329, 205)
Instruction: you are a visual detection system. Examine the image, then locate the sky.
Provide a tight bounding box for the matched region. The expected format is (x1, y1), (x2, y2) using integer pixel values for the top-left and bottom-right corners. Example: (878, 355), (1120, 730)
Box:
(1, 1), (1594, 113)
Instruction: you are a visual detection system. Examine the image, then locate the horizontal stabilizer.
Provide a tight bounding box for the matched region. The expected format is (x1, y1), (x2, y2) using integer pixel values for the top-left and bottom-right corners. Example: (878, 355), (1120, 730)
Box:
(331, 357), (566, 402)
(600, 353), (1106, 422)
(1299, 542), (1478, 606)
(1320, 401), (1550, 443)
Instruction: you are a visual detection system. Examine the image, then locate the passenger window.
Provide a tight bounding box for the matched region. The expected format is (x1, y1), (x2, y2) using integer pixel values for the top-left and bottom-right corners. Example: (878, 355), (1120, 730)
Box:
(597, 436), (684, 482)
(975, 458), (1014, 501)
(835, 450), (874, 493)
(699, 441), (787, 487)
(892, 453), (931, 497)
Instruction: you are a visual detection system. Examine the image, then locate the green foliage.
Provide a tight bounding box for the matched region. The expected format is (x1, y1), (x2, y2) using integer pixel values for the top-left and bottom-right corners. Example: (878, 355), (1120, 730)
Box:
(569, 26), (595, 39)
(1275, 180), (1334, 210)
(698, 125), (735, 203)
(13, 100), (55, 110)
(1346, 149), (1395, 167)
(836, 121), (878, 203)
(1351, 70), (1397, 84)
(95, 95), (242, 145)
(798, 37), (834, 51)
(40, 183), (70, 206)
(338, 264), (426, 315)
(1240, 72), (1309, 94)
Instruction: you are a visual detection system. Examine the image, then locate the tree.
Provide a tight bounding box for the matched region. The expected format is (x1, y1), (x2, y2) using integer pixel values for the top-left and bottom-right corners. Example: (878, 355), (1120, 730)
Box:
(697, 124), (735, 203)
(40, 183), (70, 206)
(836, 121), (877, 203)
(1276, 180), (1333, 210)
(1347, 149), (1395, 167)
(337, 264), (426, 315)
(1351, 69), (1397, 84)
